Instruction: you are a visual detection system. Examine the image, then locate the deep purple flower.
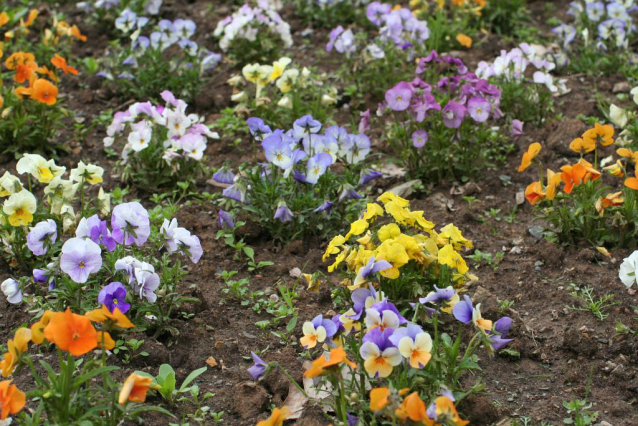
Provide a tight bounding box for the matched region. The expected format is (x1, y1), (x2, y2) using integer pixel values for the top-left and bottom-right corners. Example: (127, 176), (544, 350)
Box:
(247, 352), (268, 381)
(218, 210), (235, 229)
(348, 286), (379, 320)
(411, 130), (428, 148)
(274, 202), (293, 222)
(314, 201), (333, 214)
(213, 167), (235, 184)
(511, 119), (524, 137)
(346, 413), (359, 426)
(26, 219), (57, 256)
(111, 202), (150, 247)
(98, 281), (130, 314)
(385, 82), (413, 111)
(60, 238), (103, 284)
(490, 317), (514, 351)
(467, 97), (491, 123)
(362, 326), (395, 349)
(442, 101), (466, 129)
(358, 169), (382, 186)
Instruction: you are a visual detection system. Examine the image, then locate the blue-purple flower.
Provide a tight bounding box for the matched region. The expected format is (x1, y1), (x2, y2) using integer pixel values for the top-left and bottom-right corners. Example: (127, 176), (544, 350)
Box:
(98, 281), (131, 314)
(212, 167), (235, 184)
(274, 201), (293, 223)
(305, 153), (333, 184)
(111, 202), (150, 246)
(354, 256), (392, 287)
(314, 201), (334, 214)
(262, 133), (293, 170)
(247, 351), (268, 381)
(26, 219), (57, 256)
(218, 210), (235, 229)
(358, 169), (382, 186)
(76, 215), (117, 252)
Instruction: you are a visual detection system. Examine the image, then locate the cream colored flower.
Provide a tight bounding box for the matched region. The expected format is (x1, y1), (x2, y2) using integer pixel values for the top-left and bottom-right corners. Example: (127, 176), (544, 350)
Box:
(0, 172), (22, 197)
(70, 161), (104, 185)
(16, 154), (65, 183)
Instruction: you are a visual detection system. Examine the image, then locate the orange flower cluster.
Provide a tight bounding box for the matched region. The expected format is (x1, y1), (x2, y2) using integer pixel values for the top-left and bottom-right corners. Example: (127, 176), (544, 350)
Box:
(370, 387), (469, 425)
(2, 51), (81, 106)
(304, 346), (356, 378)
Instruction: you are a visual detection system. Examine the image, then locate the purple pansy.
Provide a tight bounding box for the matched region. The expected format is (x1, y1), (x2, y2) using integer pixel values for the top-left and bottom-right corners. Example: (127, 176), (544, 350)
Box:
(419, 285), (455, 305)
(212, 167), (235, 184)
(76, 215), (117, 252)
(274, 202), (293, 222)
(389, 322), (424, 347)
(60, 238), (103, 284)
(467, 97), (491, 123)
(314, 201), (334, 214)
(111, 202), (150, 247)
(358, 169), (383, 186)
(98, 282), (131, 314)
(247, 352), (268, 381)
(511, 119), (524, 137)
(218, 210), (235, 229)
(354, 257), (392, 287)
(411, 130), (428, 148)
(26, 219), (57, 256)
(442, 101), (466, 129)
(385, 81), (413, 111)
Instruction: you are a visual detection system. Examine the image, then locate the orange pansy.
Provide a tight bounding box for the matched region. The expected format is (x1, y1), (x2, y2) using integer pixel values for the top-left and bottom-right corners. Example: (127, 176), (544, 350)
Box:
(395, 392), (428, 422)
(43, 308), (98, 356)
(624, 171), (638, 190)
(0, 380), (25, 420)
(118, 373), (153, 405)
(31, 310), (54, 344)
(256, 406), (291, 426)
(51, 54), (78, 75)
(31, 79), (58, 105)
(456, 33), (472, 48)
(4, 52), (35, 70)
(14, 61), (37, 84)
(22, 9), (38, 27)
(545, 169), (562, 201)
(582, 123), (614, 147)
(97, 332), (116, 350)
(71, 25), (87, 42)
(595, 191), (624, 216)
(85, 305), (135, 329)
(518, 142), (541, 172)
(0, 328), (31, 378)
(304, 346), (357, 378)
(524, 181), (545, 205)
(370, 387), (391, 411)
(0, 12), (9, 28)
(569, 137), (595, 154)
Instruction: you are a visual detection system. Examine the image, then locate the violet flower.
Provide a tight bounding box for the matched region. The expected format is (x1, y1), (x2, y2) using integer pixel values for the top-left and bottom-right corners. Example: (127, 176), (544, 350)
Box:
(247, 117), (272, 141)
(490, 316), (513, 350)
(358, 109), (371, 134)
(223, 183), (246, 203)
(314, 201), (333, 214)
(111, 202), (150, 247)
(274, 201), (293, 222)
(467, 97), (491, 123)
(411, 130), (428, 148)
(262, 133), (293, 170)
(293, 115), (322, 138)
(354, 256), (392, 287)
(442, 101), (466, 129)
(60, 238), (103, 283)
(26, 219), (57, 256)
(388, 322), (423, 347)
(76, 215), (117, 252)
(358, 169), (382, 186)
(511, 119), (524, 137)
(419, 285), (455, 305)
(218, 210), (235, 229)
(305, 153), (333, 184)
(98, 281), (131, 314)
(33, 268), (55, 290)
(248, 352), (268, 381)
(385, 81), (413, 111)
(212, 167), (235, 184)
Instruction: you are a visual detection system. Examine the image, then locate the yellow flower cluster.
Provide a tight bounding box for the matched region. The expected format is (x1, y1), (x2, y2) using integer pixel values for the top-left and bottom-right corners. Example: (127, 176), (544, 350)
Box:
(323, 191), (475, 289)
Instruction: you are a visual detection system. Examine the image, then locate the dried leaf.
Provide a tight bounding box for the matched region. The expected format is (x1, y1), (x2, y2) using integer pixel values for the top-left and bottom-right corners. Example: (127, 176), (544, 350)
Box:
(206, 357), (218, 368)
(282, 381), (308, 420)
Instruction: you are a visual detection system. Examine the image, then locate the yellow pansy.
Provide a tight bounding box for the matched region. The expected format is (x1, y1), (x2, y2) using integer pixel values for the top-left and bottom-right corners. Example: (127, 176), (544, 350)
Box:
(270, 57), (291, 81)
(276, 68), (299, 93)
(378, 191), (409, 207)
(378, 223), (401, 242)
(3, 190), (37, 226)
(328, 250), (347, 273)
(438, 224), (473, 249)
(344, 219), (369, 240)
(362, 203), (384, 221)
(438, 244), (469, 274)
(323, 235), (346, 261)
(404, 210), (434, 231)
(384, 202), (410, 224)
(16, 154), (65, 184)
(376, 241), (410, 279)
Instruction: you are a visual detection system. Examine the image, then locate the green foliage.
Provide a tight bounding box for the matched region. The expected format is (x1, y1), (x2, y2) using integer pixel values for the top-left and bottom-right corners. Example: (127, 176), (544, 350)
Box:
(136, 364), (208, 406)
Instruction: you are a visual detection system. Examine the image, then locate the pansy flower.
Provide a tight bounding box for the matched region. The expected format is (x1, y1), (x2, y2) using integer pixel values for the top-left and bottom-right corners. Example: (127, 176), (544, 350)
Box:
(452, 295), (492, 332)
(360, 327), (401, 378)
(26, 219), (57, 256)
(248, 352), (268, 381)
(300, 314), (337, 349)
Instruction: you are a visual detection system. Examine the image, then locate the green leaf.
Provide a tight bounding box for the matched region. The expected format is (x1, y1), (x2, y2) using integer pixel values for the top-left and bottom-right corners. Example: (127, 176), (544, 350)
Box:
(179, 367), (207, 392)
(243, 246), (255, 260)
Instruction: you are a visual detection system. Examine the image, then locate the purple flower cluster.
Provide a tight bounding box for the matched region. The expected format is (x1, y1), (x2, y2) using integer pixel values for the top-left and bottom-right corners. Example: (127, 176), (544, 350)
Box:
(220, 115), (378, 220)
(366, 2), (429, 46)
(381, 51), (502, 147)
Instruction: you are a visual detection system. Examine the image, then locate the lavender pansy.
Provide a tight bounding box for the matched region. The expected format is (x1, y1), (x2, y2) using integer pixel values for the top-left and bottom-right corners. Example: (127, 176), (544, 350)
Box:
(26, 219), (57, 256)
(60, 237), (103, 283)
(111, 202), (150, 246)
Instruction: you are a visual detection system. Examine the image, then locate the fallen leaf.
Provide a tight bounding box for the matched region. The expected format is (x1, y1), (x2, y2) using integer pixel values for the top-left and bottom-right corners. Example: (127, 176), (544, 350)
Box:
(282, 381), (308, 420)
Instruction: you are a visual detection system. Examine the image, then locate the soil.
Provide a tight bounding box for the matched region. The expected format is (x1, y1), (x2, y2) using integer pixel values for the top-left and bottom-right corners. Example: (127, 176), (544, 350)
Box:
(1, 0), (638, 425)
